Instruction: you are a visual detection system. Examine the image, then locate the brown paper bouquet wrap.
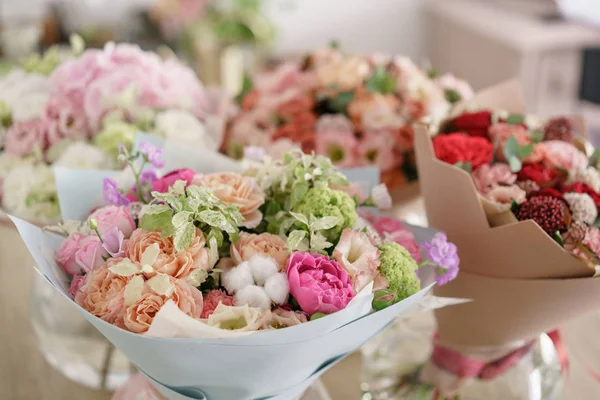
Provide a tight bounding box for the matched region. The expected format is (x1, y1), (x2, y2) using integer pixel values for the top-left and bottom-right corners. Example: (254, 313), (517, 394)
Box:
(408, 80), (600, 397)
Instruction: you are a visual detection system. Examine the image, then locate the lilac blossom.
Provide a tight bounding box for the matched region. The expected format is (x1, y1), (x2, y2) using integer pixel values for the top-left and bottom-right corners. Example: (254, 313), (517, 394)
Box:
(103, 178), (130, 206)
(139, 141), (164, 168)
(421, 233), (460, 285)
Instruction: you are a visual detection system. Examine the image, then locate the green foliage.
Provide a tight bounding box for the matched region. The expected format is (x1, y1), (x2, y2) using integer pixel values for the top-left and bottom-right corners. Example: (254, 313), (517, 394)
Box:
(504, 114), (525, 125)
(453, 161), (472, 173)
(377, 242), (420, 301)
(503, 135), (534, 173)
(444, 89), (461, 104)
(366, 66), (397, 94)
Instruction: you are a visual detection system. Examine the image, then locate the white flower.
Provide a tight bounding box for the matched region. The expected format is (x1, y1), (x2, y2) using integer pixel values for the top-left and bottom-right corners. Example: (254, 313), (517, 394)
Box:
(54, 142), (113, 170)
(0, 69), (49, 122)
(154, 109), (216, 150)
(370, 184), (392, 210)
(2, 164), (59, 223)
(221, 261), (254, 294)
(436, 73), (474, 102)
(264, 273), (289, 305)
(564, 192), (598, 225)
(333, 228), (381, 292)
(234, 285), (271, 311)
(0, 153), (35, 180)
(207, 303), (270, 331)
(247, 255), (279, 286)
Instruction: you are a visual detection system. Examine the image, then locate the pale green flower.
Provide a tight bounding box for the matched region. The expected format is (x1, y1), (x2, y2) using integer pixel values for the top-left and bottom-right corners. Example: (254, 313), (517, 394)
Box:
(93, 121), (137, 161)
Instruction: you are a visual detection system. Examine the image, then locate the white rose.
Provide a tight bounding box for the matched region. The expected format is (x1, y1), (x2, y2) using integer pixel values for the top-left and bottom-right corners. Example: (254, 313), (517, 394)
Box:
(0, 69), (49, 121)
(154, 109), (217, 150)
(54, 142), (113, 170)
(2, 164), (60, 223)
(206, 303), (271, 332)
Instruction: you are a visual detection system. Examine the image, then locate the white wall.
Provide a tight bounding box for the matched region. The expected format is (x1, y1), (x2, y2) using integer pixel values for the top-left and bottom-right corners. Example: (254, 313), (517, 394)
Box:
(264, 0), (426, 61)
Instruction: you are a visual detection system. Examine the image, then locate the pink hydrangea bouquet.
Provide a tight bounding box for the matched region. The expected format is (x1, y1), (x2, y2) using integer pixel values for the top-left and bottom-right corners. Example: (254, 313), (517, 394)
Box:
(226, 47), (473, 188)
(0, 41), (226, 224)
(13, 143), (460, 399)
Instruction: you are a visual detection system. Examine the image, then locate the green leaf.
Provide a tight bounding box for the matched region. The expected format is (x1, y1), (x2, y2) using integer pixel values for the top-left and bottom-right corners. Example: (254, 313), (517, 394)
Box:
(206, 227), (225, 248)
(311, 216), (341, 231)
(330, 91), (354, 113)
(291, 181), (308, 208)
(503, 135), (520, 159)
(444, 89), (461, 104)
(172, 211), (193, 229)
(330, 173), (349, 187)
(310, 312), (327, 321)
(366, 66), (397, 94)
(552, 231), (564, 247)
(310, 231), (334, 252)
(173, 221), (195, 252)
(287, 230), (307, 251)
(427, 69), (440, 79)
(235, 74), (253, 104)
(530, 130), (544, 143)
(505, 114), (525, 125)
(329, 39), (341, 49)
(510, 198), (519, 213)
(517, 143), (534, 158)
(289, 212), (309, 226)
(198, 210), (235, 233)
(453, 161), (472, 173)
(507, 155), (522, 173)
(139, 205), (175, 237)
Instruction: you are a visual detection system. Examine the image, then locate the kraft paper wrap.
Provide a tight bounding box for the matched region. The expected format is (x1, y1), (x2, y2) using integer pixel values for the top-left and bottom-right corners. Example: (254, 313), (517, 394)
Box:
(414, 79), (600, 346)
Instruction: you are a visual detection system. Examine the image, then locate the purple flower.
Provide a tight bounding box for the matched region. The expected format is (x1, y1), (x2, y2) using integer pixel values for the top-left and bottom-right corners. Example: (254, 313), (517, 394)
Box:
(421, 233), (460, 286)
(103, 178), (130, 206)
(140, 169), (159, 185)
(101, 226), (125, 258)
(139, 142), (164, 168)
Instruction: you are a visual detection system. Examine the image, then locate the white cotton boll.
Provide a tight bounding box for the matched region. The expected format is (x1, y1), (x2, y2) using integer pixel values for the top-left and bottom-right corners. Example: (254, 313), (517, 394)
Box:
(235, 285), (272, 311)
(221, 262), (254, 294)
(264, 272), (290, 305)
(248, 255), (279, 286)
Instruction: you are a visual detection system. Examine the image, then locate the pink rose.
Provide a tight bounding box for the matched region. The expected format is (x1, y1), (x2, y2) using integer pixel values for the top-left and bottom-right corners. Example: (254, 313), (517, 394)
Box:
(75, 235), (109, 273)
(315, 130), (359, 168)
(152, 169), (196, 193)
(68, 274), (86, 299)
(286, 252), (355, 316)
(471, 164), (516, 195)
(192, 173), (265, 229)
(42, 95), (89, 140)
(89, 205), (136, 238)
(3, 119), (47, 156)
(333, 229), (381, 291)
(124, 278), (203, 333)
(75, 259), (131, 325)
(541, 140), (589, 171)
(484, 184), (526, 205)
(231, 232), (290, 270)
(55, 233), (85, 275)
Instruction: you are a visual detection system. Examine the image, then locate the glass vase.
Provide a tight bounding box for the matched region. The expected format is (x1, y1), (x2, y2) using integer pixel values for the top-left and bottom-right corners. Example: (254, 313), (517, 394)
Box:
(361, 313), (564, 400)
(30, 273), (131, 391)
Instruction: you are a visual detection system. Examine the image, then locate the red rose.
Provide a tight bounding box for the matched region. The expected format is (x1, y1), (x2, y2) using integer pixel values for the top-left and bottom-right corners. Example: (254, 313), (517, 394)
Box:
(433, 133), (493, 169)
(529, 188), (563, 201)
(517, 164), (558, 186)
(450, 111), (492, 138)
(561, 182), (600, 208)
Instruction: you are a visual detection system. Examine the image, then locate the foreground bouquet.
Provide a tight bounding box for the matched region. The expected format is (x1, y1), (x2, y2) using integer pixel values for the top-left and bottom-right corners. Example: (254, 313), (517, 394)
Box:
(13, 143), (461, 399)
(54, 144), (458, 333)
(411, 80), (600, 399)
(0, 39), (226, 223)
(226, 46), (472, 188)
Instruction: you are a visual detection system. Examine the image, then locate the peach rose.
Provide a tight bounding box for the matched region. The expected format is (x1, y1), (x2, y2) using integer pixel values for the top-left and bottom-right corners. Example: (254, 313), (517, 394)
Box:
(348, 92), (400, 128)
(123, 277), (203, 334)
(540, 140), (589, 171)
(485, 184), (526, 205)
(126, 228), (209, 280)
(75, 258), (131, 325)
(231, 232), (290, 270)
(192, 172), (265, 229)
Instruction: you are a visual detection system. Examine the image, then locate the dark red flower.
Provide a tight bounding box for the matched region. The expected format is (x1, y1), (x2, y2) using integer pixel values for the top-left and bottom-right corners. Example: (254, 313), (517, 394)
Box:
(517, 164), (558, 186)
(433, 133), (493, 169)
(528, 188), (563, 200)
(450, 111), (492, 138)
(561, 182), (600, 208)
(515, 196), (567, 235)
(543, 117), (573, 142)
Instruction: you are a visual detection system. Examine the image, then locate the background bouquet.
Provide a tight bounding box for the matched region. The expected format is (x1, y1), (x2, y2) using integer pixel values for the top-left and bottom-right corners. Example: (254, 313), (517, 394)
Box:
(0, 39), (228, 224)
(409, 80), (600, 397)
(13, 142), (462, 399)
(225, 46), (473, 188)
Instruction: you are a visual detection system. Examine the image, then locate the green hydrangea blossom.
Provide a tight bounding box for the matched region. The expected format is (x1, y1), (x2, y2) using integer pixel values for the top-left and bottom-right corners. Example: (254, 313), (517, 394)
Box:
(93, 122), (137, 162)
(291, 186), (357, 243)
(377, 242), (420, 301)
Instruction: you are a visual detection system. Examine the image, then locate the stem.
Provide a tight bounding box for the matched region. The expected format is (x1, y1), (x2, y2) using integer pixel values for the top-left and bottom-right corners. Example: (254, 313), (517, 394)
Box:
(100, 341), (115, 390)
(131, 160), (147, 204)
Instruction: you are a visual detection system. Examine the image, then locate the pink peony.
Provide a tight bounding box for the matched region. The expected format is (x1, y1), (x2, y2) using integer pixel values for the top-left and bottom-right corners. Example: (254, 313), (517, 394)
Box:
(541, 140), (589, 171)
(3, 119), (47, 156)
(333, 229), (381, 291)
(471, 164), (516, 195)
(123, 277), (203, 334)
(89, 205), (136, 238)
(485, 184), (526, 205)
(75, 235), (109, 273)
(315, 130), (359, 168)
(75, 259), (131, 325)
(55, 233), (85, 275)
(358, 131), (402, 172)
(68, 275), (86, 299)
(286, 252), (355, 316)
(192, 172), (265, 229)
(200, 289), (235, 319)
(231, 232), (290, 270)
(152, 169), (196, 193)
